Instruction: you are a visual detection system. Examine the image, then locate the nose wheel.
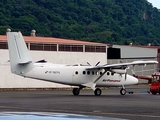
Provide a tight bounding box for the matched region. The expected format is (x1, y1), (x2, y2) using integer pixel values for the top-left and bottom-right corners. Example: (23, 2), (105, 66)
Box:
(94, 88), (102, 96)
(120, 88), (127, 95)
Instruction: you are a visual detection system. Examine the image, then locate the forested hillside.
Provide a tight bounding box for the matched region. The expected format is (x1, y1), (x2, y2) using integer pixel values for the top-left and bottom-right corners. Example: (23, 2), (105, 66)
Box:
(0, 0), (160, 45)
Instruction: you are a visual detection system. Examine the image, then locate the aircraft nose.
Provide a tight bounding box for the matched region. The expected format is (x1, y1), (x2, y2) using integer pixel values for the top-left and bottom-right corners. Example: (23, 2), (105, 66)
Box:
(132, 76), (139, 84)
(127, 75), (139, 85)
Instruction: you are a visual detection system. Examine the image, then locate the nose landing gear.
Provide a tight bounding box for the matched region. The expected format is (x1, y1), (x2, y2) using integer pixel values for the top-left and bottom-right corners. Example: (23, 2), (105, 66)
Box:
(120, 88), (127, 95)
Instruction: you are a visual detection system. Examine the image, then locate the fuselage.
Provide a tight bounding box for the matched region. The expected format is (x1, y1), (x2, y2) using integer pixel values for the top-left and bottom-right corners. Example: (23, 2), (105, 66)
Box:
(24, 63), (138, 87)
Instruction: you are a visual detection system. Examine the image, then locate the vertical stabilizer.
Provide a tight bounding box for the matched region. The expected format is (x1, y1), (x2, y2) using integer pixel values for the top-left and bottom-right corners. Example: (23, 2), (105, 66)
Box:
(7, 32), (34, 75)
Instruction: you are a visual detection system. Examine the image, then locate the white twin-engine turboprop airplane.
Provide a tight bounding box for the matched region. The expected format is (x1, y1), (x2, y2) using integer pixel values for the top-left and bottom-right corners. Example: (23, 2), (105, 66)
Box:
(7, 32), (158, 96)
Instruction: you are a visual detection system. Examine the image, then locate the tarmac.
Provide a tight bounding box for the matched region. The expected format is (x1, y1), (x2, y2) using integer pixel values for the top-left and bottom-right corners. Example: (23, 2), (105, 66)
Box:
(0, 84), (159, 120)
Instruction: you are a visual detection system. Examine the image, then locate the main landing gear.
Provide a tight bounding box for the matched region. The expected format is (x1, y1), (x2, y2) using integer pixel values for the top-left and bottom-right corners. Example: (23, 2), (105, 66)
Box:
(73, 87), (127, 96)
(72, 88), (80, 95)
(94, 88), (102, 96)
(72, 86), (84, 95)
(72, 87), (102, 96)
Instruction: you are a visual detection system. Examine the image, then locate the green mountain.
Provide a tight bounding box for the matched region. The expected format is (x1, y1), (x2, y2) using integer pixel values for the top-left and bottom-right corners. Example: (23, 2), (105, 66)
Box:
(0, 0), (160, 45)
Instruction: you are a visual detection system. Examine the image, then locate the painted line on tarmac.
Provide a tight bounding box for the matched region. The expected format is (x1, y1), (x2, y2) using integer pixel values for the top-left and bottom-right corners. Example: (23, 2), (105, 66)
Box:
(0, 105), (159, 119)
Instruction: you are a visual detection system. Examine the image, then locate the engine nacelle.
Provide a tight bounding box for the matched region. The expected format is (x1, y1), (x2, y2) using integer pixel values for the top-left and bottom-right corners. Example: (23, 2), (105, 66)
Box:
(111, 69), (126, 74)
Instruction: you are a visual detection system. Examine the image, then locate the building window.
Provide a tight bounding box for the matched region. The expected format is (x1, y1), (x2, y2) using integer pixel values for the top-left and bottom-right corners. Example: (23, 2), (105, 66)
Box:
(44, 44), (57, 51)
(59, 44), (83, 52)
(30, 43), (57, 51)
(85, 45), (106, 52)
(0, 42), (8, 49)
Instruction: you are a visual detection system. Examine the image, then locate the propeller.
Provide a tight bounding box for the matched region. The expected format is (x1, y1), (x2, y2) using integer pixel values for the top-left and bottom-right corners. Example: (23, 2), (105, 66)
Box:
(125, 72), (127, 80)
(87, 62), (91, 66)
(87, 61), (100, 66)
(95, 61), (100, 66)
(119, 60), (128, 80)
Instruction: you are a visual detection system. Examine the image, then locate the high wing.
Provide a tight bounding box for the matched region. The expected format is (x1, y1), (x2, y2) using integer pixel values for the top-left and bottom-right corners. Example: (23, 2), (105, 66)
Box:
(82, 60), (158, 91)
(86, 60), (158, 71)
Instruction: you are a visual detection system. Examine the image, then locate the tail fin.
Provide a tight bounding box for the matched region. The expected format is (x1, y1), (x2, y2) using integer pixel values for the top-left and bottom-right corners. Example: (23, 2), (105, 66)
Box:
(7, 32), (34, 75)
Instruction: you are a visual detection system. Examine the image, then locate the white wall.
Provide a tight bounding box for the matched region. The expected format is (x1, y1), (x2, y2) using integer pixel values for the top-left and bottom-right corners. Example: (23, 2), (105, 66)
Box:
(113, 45), (157, 58)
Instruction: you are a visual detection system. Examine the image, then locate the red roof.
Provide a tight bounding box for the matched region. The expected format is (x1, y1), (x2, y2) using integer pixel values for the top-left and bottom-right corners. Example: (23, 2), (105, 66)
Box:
(0, 35), (106, 46)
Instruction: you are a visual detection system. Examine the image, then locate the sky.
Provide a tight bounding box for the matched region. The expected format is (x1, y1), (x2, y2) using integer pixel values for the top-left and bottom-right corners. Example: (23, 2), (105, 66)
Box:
(147, 0), (160, 9)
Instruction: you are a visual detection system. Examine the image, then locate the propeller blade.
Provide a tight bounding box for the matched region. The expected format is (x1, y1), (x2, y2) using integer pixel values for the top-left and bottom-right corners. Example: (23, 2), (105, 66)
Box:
(95, 61), (100, 66)
(87, 62), (91, 66)
(125, 72), (127, 80)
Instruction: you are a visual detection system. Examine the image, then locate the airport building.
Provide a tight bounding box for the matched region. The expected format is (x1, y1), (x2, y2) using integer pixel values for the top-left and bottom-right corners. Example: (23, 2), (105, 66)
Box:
(108, 45), (158, 79)
(0, 30), (158, 89)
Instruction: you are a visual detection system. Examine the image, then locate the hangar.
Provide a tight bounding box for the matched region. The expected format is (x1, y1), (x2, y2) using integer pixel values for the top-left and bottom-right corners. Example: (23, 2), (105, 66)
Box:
(108, 45), (158, 83)
(0, 30), (158, 89)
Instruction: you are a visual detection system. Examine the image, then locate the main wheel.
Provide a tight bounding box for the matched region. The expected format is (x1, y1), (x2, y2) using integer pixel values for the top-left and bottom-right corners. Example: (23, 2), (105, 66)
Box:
(94, 88), (102, 96)
(120, 88), (126, 95)
(72, 88), (80, 95)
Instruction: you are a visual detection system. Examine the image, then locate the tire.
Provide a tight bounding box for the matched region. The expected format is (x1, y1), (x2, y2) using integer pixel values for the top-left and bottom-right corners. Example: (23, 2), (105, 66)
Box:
(151, 92), (157, 95)
(72, 88), (80, 95)
(120, 88), (126, 95)
(94, 88), (102, 96)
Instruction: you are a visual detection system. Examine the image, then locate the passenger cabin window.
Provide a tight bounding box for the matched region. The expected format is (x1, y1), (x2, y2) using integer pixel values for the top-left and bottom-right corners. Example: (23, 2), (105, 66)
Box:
(59, 44), (83, 52)
(75, 71), (78, 75)
(83, 71), (86, 75)
(87, 71), (90, 75)
(107, 72), (110, 75)
(111, 72), (114, 76)
(92, 71), (94, 75)
(0, 42), (8, 49)
(100, 72), (102, 75)
(30, 43), (57, 51)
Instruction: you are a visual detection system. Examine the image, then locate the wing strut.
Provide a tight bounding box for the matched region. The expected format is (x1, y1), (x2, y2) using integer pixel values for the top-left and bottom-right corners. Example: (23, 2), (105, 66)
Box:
(82, 69), (107, 90)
